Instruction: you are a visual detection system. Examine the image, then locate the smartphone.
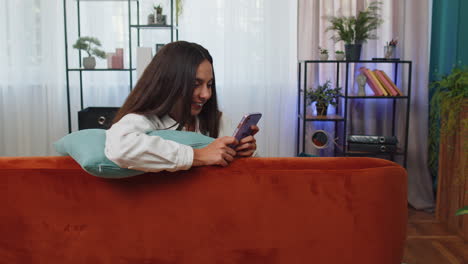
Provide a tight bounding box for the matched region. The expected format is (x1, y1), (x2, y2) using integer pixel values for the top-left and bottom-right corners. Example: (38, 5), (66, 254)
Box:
(232, 112), (262, 141)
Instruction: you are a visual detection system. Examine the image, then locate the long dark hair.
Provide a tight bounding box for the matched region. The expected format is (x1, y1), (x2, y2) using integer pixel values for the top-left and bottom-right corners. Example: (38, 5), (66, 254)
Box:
(113, 41), (221, 137)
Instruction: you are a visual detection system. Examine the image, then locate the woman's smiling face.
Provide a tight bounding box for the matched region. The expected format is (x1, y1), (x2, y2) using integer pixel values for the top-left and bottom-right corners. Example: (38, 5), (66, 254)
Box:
(191, 59), (213, 116)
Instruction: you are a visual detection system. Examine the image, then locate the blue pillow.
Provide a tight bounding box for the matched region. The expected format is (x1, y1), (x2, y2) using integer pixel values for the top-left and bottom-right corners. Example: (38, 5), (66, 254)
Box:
(54, 129), (214, 178)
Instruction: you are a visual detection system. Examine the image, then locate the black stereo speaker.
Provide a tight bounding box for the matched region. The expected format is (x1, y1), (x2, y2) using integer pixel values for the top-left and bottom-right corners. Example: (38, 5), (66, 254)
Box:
(78, 107), (120, 130)
(347, 143), (397, 153)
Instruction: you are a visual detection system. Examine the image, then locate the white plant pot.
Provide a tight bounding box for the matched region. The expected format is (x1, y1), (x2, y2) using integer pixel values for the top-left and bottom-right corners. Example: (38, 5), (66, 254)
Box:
(319, 54), (329, 60)
(83, 56), (96, 69)
(335, 53), (345, 61)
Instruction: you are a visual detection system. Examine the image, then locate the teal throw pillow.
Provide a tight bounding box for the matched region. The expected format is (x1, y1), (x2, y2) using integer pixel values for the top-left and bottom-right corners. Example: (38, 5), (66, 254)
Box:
(297, 152), (319, 157)
(54, 129), (214, 178)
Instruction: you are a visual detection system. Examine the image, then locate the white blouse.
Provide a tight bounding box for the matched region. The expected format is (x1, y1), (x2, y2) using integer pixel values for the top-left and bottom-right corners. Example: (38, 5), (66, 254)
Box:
(104, 113), (234, 173)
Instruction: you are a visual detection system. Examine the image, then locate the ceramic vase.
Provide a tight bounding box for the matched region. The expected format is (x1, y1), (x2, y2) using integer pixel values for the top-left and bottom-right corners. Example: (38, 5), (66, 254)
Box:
(83, 57), (96, 69)
(319, 54), (329, 61)
(335, 53), (345, 61)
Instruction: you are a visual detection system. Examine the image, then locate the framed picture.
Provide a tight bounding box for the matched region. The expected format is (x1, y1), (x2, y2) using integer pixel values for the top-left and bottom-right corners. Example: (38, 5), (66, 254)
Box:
(155, 44), (165, 53)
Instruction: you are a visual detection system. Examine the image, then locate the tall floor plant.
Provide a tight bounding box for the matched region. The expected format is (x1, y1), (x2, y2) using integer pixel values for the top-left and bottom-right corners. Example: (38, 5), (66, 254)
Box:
(429, 67), (468, 215)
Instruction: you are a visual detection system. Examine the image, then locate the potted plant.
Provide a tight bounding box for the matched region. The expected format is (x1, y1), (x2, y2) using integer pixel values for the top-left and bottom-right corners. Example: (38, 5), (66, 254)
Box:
(335, 50), (345, 60)
(154, 4), (166, 25)
(154, 4), (163, 15)
(307, 80), (342, 116)
(325, 1), (383, 60)
(318, 47), (329, 60)
(72, 36), (106, 69)
(429, 67), (468, 218)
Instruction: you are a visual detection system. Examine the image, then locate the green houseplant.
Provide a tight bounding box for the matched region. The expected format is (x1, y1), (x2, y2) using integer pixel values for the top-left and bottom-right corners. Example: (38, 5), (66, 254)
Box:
(153, 4), (167, 25)
(154, 4), (163, 15)
(72, 36), (106, 69)
(307, 80), (342, 116)
(335, 50), (345, 60)
(429, 67), (468, 216)
(456, 207), (468, 216)
(325, 1), (383, 60)
(319, 47), (329, 60)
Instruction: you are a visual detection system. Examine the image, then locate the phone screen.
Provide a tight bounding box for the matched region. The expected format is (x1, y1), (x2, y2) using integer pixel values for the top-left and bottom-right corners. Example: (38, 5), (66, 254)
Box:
(232, 113), (262, 141)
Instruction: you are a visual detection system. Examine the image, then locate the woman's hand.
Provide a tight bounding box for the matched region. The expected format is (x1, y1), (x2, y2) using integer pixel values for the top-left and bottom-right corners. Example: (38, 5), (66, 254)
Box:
(192, 136), (238, 167)
(235, 125), (259, 157)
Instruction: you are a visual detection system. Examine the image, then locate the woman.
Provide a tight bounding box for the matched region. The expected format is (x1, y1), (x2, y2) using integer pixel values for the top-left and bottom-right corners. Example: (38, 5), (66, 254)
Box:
(105, 41), (258, 173)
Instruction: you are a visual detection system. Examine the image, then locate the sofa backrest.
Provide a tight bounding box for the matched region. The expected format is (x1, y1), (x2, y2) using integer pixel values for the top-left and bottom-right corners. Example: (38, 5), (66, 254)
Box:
(0, 156), (407, 264)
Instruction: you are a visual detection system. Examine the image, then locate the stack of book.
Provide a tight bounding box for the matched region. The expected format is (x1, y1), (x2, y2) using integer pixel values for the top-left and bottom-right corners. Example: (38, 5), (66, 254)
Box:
(347, 135), (398, 153)
(359, 67), (404, 96)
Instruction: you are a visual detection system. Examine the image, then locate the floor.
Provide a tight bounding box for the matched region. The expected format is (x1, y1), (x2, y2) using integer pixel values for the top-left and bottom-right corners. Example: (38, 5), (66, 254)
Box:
(402, 208), (468, 264)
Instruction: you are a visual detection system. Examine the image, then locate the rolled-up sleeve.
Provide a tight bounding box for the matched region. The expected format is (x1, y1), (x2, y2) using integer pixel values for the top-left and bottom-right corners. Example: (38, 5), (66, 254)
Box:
(105, 114), (193, 172)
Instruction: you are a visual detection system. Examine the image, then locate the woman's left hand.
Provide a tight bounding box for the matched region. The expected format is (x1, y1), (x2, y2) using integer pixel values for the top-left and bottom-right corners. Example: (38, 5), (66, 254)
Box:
(235, 125), (259, 157)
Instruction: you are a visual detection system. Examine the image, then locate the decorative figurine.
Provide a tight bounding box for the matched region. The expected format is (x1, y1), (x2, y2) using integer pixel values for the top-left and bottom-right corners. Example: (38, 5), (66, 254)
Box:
(357, 73), (367, 96)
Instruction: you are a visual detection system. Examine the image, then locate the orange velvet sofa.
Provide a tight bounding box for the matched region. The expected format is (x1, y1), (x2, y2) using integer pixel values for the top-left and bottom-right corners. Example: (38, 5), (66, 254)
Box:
(1, 156), (407, 264)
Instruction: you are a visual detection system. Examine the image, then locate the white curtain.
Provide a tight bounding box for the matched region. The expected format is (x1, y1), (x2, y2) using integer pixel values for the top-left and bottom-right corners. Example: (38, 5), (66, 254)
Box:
(1, 0), (298, 158)
(0, 0), (67, 156)
(179, 0), (298, 157)
(298, 0), (434, 210)
(64, 1), (144, 130)
(0, 1), (179, 155)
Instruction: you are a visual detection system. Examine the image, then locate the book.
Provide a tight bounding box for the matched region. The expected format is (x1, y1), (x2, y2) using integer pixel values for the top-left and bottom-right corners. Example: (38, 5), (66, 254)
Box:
(359, 67), (384, 96)
(374, 70), (399, 96)
(347, 135), (398, 145)
(367, 69), (389, 96)
(378, 70), (404, 96)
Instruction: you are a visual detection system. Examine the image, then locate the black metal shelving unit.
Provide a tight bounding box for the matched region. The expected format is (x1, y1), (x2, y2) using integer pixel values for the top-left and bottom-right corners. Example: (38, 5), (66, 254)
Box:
(297, 59), (412, 168)
(63, 0), (178, 133)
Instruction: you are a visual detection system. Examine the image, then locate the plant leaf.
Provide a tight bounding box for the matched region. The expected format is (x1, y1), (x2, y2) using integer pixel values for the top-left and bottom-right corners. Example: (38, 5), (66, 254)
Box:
(325, 1), (383, 44)
(73, 36), (106, 59)
(455, 206), (468, 216)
